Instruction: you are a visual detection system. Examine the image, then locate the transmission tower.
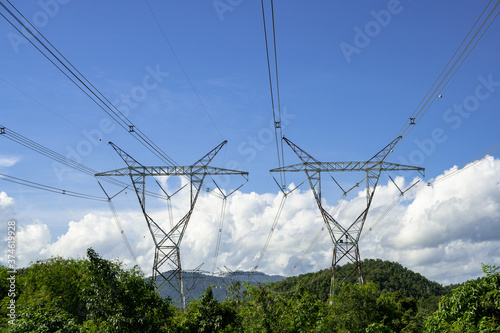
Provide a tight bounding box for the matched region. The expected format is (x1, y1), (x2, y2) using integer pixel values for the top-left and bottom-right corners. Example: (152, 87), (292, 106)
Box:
(96, 141), (248, 309)
(270, 136), (424, 295)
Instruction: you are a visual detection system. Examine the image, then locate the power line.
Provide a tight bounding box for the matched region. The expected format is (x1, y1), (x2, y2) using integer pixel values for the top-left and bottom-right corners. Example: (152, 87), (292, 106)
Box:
(212, 196), (228, 275)
(0, 1), (227, 198)
(0, 0), (178, 167)
(0, 124), (168, 200)
(251, 191), (287, 275)
(358, 0), (500, 246)
(231, 0), (289, 278)
(391, 0), (500, 152)
(0, 172), (106, 202)
(357, 0), (500, 244)
(97, 181), (140, 267)
(249, 181), (303, 277)
(261, 0), (286, 190)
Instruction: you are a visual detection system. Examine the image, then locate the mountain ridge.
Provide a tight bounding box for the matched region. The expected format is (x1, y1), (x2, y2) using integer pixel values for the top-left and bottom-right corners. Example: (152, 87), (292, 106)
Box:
(156, 258), (462, 306)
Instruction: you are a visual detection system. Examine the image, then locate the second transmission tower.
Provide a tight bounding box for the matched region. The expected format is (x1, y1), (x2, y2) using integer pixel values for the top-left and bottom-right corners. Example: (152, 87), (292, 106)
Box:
(271, 136), (424, 295)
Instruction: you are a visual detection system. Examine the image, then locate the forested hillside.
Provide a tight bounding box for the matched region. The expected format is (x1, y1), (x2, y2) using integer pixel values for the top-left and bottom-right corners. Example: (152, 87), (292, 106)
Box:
(1, 250), (498, 332)
(271, 259), (453, 301)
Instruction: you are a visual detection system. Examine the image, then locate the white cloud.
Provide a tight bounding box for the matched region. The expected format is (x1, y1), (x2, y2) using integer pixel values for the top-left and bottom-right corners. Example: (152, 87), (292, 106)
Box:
(0, 191), (15, 211)
(17, 220), (52, 265)
(2, 156), (500, 286)
(0, 156), (20, 167)
(362, 155), (500, 284)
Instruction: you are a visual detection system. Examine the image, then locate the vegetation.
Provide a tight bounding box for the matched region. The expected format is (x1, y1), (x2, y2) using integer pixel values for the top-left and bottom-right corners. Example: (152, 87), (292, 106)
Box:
(1, 252), (498, 332)
(271, 259), (449, 302)
(425, 264), (500, 332)
(0, 248), (176, 332)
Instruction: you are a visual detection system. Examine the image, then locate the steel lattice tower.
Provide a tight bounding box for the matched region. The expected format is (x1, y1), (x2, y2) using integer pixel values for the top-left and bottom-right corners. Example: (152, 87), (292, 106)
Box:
(96, 141), (248, 309)
(271, 136), (424, 295)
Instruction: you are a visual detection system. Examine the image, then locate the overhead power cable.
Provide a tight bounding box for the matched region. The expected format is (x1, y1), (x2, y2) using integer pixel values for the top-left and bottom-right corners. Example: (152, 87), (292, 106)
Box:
(250, 182), (302, 279)
(285, 178), (363, 275)
(0, 124), (167, 200)
(251, 191), (287, 276)
(0, 1), (227, 197)
(97, 181), (140, 267)
(0, 0), (178, 167)
(210, 179), (247, 274)
(391, 0), (500, 153)
(261, 0), (286, 190)
(0, 172), (106, 201)
(212, 196), (228, 275)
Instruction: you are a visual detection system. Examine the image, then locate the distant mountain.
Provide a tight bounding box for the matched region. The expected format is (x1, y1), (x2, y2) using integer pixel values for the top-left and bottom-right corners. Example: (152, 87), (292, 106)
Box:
(155, 259), (461, 309)
(155, 271), (284, 306)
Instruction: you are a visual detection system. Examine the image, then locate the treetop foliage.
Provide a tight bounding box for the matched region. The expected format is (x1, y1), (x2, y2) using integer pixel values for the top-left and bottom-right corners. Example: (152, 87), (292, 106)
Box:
(1, 253), (498, 332)
(1, 248), (175, 332)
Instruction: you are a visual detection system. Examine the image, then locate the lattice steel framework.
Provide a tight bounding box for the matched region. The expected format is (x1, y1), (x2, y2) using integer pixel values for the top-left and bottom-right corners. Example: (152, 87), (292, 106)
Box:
(271, 136), (424, 295)
(96, 141), (248, 309)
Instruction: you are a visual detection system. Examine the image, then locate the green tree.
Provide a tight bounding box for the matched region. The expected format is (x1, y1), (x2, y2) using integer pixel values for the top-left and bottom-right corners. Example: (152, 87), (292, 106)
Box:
(3, 248), (175, 332)
(317, 282), (381, 332)
(176, 286), (239, 332)
(7, 307), (80, 333)
(83, 248), (175, 331)
(425, 264), (500, 332)
(239, 283), (323, 332)
(15, 257), (88, 322)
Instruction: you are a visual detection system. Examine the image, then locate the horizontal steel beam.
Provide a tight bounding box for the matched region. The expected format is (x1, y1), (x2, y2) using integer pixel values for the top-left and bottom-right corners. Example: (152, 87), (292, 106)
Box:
(95, 165), (249, 177)
(270, 161), (424, 175)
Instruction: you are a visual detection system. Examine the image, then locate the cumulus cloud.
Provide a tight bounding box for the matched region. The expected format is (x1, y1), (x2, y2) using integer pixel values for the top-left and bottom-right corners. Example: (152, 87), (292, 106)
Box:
(362, 156), (500, 284)
(2, 156), (499, 286)
(16, 220), (52, 265)
(0, 156), (20, 167)
(0, 191), (15, 211)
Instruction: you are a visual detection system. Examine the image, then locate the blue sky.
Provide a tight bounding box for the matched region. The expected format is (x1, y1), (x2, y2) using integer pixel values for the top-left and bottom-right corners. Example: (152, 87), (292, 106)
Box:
(1, 0), (499, 285)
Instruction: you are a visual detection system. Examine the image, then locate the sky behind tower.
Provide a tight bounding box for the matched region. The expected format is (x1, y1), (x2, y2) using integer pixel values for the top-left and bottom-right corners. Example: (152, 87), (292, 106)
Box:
(0, 0), (499, 285)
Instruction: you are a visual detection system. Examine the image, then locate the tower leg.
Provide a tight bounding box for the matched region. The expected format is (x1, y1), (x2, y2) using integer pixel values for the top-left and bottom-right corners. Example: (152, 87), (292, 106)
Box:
(178, 249), (186, 310)
(330, 245), (337, 296)
(330, 242), (364, 298)
(355, 246), (364, 285)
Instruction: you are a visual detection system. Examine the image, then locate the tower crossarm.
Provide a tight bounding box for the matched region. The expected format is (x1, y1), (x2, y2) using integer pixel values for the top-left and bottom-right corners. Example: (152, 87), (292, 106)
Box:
(96, 166), (249, 178)
(270, 161), (424, 175)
